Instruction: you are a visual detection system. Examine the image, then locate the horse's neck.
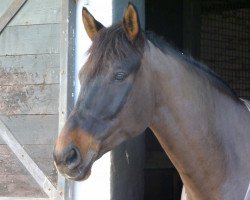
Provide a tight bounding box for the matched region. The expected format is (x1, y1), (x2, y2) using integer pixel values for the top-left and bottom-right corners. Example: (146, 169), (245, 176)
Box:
(145, 44), (250, 199)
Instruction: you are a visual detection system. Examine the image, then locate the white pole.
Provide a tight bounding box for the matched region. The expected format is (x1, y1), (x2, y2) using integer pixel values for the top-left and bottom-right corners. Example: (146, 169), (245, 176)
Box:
(74, 0), (113, 200)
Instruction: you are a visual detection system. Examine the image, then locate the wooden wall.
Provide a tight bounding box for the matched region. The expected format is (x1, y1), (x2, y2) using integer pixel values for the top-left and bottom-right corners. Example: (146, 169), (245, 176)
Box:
(0, 0), (61, 197)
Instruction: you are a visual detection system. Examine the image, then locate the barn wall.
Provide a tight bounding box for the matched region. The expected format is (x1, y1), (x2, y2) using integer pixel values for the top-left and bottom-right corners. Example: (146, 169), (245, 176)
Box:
(0, 0), (61, 197)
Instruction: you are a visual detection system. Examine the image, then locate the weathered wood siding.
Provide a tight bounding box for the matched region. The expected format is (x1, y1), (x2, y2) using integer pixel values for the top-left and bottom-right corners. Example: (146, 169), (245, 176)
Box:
(0, 0), (61, 197)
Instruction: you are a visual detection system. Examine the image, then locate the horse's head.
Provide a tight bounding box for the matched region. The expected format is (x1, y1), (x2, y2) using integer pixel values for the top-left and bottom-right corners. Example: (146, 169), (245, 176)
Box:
(53, 3), (154, 181)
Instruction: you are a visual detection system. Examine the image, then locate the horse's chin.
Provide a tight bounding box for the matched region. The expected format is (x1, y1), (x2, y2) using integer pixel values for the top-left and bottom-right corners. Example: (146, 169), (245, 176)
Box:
(71, 169), (92, 181)
(70, 151), (106, 181)
(66, 165), (92, 181)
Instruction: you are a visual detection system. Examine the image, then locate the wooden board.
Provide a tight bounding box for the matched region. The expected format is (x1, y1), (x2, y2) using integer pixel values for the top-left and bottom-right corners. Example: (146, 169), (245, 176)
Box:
(0, 0), (60, 27)
(23, 144), (58, 186)
(8, 0), (61, 26)
(0, 84), (59, 115)
(0, 24), (59, 56)
(0, 120), (61, 198)
(0, 144), (58, 196)
(0, 54), (60, 85)
(0, 145), (46, 197)
(0, 115), (58, 145)
(0, 0), (63, 198)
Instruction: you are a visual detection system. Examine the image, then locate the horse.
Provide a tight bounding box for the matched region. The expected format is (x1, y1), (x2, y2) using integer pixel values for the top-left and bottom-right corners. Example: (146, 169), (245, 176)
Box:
(53, 3), (250, 200)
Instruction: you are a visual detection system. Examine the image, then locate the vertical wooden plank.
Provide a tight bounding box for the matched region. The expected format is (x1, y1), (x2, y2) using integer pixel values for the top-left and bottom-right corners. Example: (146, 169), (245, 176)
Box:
(58, 0), (76, 199)
(0, 0), (27, 33)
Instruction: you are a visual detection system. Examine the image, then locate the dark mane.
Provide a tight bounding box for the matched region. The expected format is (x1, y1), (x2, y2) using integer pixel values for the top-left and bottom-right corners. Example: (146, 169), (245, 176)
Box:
(145, 31), (239, 99)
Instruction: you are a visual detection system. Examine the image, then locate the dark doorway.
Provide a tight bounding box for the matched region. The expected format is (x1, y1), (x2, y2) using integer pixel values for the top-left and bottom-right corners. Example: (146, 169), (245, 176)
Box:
(145, 1), (184, 200)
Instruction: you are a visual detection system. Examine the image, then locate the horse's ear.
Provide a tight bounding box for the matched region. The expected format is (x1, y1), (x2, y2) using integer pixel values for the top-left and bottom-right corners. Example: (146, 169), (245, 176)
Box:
(123, 2), (140, 41)
(82, 7), (105, 41)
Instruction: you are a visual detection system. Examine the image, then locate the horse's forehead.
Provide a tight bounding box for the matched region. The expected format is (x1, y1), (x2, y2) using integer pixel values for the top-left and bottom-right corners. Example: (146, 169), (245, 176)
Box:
(78, 39), (143, 83)
(78, 54), (115, 83)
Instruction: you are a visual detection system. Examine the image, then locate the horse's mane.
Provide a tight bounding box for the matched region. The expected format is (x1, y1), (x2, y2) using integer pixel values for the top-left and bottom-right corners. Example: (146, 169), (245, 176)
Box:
(145, 31), (239, 100)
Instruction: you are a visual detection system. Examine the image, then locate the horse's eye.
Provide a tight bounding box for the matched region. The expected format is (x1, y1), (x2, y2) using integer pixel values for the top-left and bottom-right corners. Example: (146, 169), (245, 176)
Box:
(114, 72), (127, 81)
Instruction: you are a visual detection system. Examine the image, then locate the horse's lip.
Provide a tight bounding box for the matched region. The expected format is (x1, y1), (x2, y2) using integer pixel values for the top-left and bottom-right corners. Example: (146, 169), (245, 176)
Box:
(67, 156), (96, 181)
(68, 165), (92, 181)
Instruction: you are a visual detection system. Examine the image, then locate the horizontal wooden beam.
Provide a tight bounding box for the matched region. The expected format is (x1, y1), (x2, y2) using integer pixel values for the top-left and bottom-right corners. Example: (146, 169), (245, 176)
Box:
(0, 24), (60, 56)
(0, 54), (60, 85)
(0, 115), (58, 145)
(0, 84), (59, 115)
(6, 0), (61, 27)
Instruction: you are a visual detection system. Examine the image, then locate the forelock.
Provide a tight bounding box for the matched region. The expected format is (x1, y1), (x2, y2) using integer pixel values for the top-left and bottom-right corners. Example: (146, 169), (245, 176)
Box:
(89, 24), (144, 63)
(79, 23), (145, 81)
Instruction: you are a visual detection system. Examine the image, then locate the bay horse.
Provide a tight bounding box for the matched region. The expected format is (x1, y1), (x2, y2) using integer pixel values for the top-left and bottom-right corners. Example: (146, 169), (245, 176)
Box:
(53, 3), (250, 200)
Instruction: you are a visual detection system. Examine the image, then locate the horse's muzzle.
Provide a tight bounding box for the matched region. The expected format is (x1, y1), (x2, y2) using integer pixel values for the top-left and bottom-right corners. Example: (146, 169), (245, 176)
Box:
(53, 128), (99, 181)
(53, 143), (93, 181)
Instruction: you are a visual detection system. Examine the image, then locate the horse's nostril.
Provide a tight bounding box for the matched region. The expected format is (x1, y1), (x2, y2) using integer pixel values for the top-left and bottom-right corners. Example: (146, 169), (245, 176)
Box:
(65, 148), (77, 165)
(64, 146), (81, 169)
